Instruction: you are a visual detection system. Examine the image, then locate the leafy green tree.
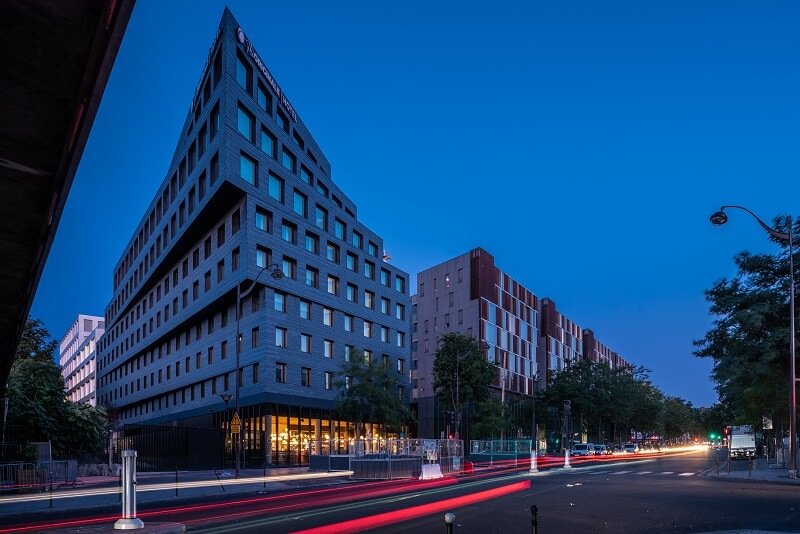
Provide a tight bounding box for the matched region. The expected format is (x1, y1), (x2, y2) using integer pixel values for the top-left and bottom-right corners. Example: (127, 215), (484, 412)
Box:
(334, 348), (414, 438)
(694, 215), (798, 431)
(6, 319), (66, 448)
(61, 403), (108, 460)
(432, 333), (497, 438)
(6, 317), (110, 459)
(472, 396), (507, 439)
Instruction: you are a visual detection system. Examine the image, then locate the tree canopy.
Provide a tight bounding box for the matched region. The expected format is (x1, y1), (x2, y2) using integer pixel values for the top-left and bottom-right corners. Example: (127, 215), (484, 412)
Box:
(6, 317), (107, 460)
(334, 348), (414, 437)
(694, 215), (798, 430)
(432, 333), (497, 422)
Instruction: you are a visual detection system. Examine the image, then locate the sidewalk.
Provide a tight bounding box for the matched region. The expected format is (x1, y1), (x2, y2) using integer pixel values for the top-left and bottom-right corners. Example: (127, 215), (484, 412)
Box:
(702, 455), (800, 484)
(0, 466), (355, 517)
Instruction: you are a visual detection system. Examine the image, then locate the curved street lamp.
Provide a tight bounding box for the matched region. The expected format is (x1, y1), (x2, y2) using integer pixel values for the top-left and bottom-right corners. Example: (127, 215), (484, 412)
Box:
(233, 262), (283, 478)
(710, 205), (796, 479)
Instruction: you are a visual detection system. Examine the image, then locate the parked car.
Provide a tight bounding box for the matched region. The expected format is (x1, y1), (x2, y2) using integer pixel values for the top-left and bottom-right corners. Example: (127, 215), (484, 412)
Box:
(594, 444), (610, 455)
(571, 443), (596, 457)
(624, 443), (639, 454)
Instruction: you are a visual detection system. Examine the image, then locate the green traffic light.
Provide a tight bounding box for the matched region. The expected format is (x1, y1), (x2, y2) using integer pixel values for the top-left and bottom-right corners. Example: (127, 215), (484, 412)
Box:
(710, 433), (717, 439)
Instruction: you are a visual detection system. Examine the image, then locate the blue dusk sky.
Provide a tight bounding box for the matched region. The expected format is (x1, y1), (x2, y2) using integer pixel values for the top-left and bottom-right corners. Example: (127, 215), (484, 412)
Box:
(31, 1), (800, 408)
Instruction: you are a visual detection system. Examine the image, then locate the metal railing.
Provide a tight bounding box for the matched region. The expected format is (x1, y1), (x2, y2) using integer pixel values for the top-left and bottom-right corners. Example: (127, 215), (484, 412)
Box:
(0, 460), (81, 493)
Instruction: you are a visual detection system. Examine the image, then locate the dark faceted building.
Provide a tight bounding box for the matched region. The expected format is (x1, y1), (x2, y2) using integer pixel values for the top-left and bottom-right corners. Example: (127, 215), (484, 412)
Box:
(96, 9), (411, 467)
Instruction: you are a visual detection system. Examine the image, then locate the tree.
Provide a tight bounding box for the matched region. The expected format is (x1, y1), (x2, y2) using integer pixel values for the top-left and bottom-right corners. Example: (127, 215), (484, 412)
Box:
(694, 216), (798, 430)
(6, 319), (66, 448)
(432, 333), (497, 438)
(6, 317), (109, 459)
(334, 348), (413, 438)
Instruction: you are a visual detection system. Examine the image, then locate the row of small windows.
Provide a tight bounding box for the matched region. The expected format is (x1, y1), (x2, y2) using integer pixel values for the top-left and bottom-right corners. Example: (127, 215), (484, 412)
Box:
(253, 205), (406, 293)
(114, 79), (223, 296)
(110, 139), (222, 324)
(101, 207), (239, 364)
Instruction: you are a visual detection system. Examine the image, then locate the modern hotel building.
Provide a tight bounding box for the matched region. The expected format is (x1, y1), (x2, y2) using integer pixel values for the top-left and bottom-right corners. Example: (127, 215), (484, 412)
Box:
(96, 9), (411, 467)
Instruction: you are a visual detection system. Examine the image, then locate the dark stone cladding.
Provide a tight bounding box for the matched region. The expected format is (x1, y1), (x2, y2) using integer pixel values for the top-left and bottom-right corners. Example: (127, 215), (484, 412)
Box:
(96, 8), (411, 426)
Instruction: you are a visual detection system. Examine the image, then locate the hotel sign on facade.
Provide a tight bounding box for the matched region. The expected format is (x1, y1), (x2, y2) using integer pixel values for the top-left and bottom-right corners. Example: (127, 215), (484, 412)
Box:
(237, 27), (298, 123)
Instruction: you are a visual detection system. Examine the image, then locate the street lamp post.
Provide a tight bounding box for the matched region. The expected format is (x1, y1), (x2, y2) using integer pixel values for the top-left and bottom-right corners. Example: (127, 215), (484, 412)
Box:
(710, 205), (796, 479)
(529, 373), (540, 474)
(233, 262), (283, 479)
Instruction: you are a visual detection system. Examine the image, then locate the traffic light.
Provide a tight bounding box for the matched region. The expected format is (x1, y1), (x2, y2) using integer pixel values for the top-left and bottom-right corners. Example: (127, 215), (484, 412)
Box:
(723, 426), (728, 436)
(710, 432), (717, 440)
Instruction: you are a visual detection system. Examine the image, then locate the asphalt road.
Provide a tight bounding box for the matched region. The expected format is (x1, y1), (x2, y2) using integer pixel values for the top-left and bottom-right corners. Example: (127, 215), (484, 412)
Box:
(4, 450), (799, 533)
(184, 450), (800, 533)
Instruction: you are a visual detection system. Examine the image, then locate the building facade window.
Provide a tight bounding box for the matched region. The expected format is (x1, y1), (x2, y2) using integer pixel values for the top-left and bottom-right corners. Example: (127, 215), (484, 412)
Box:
(276, 362), (286, 383)
(301, 367), (311, 387)
(237, 104), (254, 141)
(300, 334), (311, 354)
(306, 267), (319, 288)
(268, 173), (283, 202)
(275, 327), (287, 348)
(256, 208), (272, 232)
(293, 190), (307, 217)
(261, 128), (276, 158)
(240, 153), (257, 185)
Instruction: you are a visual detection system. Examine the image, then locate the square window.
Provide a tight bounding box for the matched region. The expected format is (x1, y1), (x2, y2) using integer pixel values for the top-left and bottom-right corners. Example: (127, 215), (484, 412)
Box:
(306, 267), (319, 288)
(261, 128), (276, 158)
(305, 232), (319, 254)
(275, 327), (287, 348)
(256, 208), (272, 232)
(257, 83), (272, 113)
(293, 190), (307, 217)
(269, 173), (283, 202)
(327, 275), (339, 295)
(315, 206), (327, 230)
(276, 362), (286, 383)
(237, 104), (254, 142)
(274, 292), (286, 312)
(281, 148), (296, 173)
(240, 153), (257, 185)
(282, 220), (297, 243)
(301, 165), (313, 185)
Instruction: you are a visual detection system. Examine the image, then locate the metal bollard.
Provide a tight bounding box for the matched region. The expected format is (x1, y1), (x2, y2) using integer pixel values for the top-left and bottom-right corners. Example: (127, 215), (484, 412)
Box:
(531, 505), (538, 534)
(444, 512), (455, 534)
(114, 450), (144, 530)
(175, 468), (179, 497)
(749, 455), (753, 477)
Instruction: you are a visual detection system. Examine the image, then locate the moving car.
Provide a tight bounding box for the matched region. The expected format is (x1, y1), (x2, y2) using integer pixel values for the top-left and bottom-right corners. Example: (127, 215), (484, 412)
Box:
(571, 443), (596, 457)
(624, 443), (639, 454)
(594, 444), (610, 455)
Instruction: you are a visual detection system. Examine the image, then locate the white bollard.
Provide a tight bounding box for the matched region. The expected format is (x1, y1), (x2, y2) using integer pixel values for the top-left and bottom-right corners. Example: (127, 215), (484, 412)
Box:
(114, 450), (144, 530)
(564, 449), (572, 469)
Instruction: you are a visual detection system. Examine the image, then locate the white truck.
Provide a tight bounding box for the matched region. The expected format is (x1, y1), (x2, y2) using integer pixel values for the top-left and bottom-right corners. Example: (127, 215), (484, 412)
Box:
(729, 425), (756, 459)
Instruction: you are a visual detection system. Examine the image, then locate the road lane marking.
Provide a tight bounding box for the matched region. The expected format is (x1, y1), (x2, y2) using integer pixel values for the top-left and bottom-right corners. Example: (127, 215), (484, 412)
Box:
(610, 471), (631, 475)
(678, 472), (694, 476)
(634, 471), (652, 475)
(657, 472), (674, 475)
